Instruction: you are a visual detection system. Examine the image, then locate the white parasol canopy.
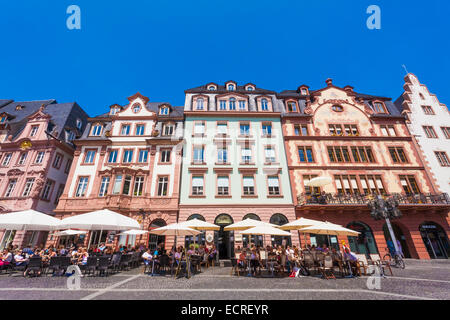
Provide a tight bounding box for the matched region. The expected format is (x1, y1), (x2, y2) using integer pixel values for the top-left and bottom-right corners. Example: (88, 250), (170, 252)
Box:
(299, 222), (360, 237)
(54, 229), (87, 236)
(241, 225), (292, 236)
(117, 229), (149, 236)
(57, 209), (140, 231)
(0, 209), (61, 231)
(224, 218), (278, 231)
(278, 217), (325, 230)
(305, 176), (332, 187)
(149, 223), (201, 236)
(178, 218), (220, 231)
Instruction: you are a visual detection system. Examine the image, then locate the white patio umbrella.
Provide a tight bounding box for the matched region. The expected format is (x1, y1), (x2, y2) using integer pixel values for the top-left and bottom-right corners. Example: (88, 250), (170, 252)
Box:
(178, 219), (220, 231)
(149, 223), (201, 236)
(306, 176), (332, 187)
(54, 229), (87, 236)
(224, 218), (278, 231)
(299, 222), (360, 237)
(117, 229), (149, 236)
(278, 217), (324, 230)
(0, 209), (61, 231)
(241, 225), (292, 236)
(58, 209), (140, 249)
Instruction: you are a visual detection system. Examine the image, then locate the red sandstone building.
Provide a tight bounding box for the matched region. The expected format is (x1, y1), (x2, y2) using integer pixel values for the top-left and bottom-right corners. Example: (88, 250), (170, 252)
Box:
(277, 79), (450, 259)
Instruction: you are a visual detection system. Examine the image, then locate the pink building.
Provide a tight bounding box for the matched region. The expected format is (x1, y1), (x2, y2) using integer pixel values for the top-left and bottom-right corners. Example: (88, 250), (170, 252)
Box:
(0, 99), (88, 249)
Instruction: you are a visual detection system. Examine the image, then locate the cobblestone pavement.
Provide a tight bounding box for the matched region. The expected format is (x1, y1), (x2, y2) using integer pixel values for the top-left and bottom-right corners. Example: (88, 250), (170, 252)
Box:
(0, 259), (448, 300)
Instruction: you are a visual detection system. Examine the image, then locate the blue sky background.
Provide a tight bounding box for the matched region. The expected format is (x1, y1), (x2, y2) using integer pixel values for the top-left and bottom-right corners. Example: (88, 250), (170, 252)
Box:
(0, 0), (448, 116)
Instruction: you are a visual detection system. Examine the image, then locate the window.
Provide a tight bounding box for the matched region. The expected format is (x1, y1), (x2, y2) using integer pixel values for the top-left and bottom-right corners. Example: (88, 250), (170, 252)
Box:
(373, 102), (387, 113)
(4, 179), (17, 197)
(351, 147), (376, 163)
(217, 176), (229, 195)
(359, 175), (385, 195)
(2, 153), (12, 166)
(240, 123), (250, 136)
(160, 107), (169, 115)
(196, 98), (204, 110)
(41, 180), (54, 200)
(135, 124), (145, 136)
(287, 102), (297, 112)
(122, 175), (132, 195)
(298, 146), (314, 163)
(121, 124), (131, 135)
(441, 127), (450, 139)
(422, 105), (434, 115)
(435, 151), (450, 167)
(193, 146), (204, 163)
(399, 175), (420, 194)
(160, 149), (171, 163)
(303, 175), (320, 194)
(380, 125), (397, 136)
(84, 150), (96, 164)
(17, 152), (27, 165)
(217, 123), (227, 135)
(35, 151), (45, 164)
(261, 99), (269, 111)
(388, 147), (408, 163)
(334, 175), (360, 195)
(243, 176), (255, 195)
(110, 107), (119, 115)
(219, 100), (226, 110)
(22, 178), (35, 197)
(67, 130), (76, 141)
(344, 124), (359, 136)
(91, 124), (103, 136)
(30, 125), (39, 137)
(239, 100), (246, 110)
(0, 115), (7, 123)
(332, 105), (343, 112)
(112, 175), (122, 195)
(157, 176), (168, 196)
(423, 126), (438, 138)
(268, 176), (280, 195)
(217, 147), (228, 163)
(265, 147), (276, 163)
(163, 124), (174, 136)
(241, 148), (252, 163)
(262, 123), (272, 136)
(229, 98), (236, 110)
(329, 124), (343, 136)
(53, 153), (63, 168)
(227, 84), (235, 91)
(133, 176), (145, 196)
(75, 177), (88, 197)
(192, 176), (204, 195)
(76, 119), (82, 130)
(108, 150), (118, 163)
(300, 88), (308, 95)
(194, 122), (205, 136)
(132, 103), (141, 113)
(419, 93), (425, 100)
(294, 125), (309, 136)
(64, 159), (72, 174)
(54, 184), (65, 205)
(208, 86), (216, 91)
(123, 150), (133, 163)
(138, 150), (148, 163)
(98, 177), (110, 197)
(328, 146), (351, 163)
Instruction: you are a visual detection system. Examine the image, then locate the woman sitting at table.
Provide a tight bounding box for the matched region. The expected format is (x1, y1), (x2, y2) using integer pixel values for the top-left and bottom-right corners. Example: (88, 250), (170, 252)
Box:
(207, 245), (217, 266)
(78, 249), (89, 266)
(0, 249), (13, 267)
(238, 249), (247, 269)
(250, 248), (261, 276)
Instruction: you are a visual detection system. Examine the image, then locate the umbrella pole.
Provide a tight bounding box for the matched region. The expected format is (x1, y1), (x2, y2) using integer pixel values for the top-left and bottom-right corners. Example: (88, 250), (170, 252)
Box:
(98, 229), (103, 249)
(87, 231), (93, 250)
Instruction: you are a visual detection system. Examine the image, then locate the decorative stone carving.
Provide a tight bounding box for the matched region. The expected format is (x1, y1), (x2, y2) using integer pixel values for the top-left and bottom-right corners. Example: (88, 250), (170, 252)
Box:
(7, 169), (24, 176)
(304, 107), (313, 115)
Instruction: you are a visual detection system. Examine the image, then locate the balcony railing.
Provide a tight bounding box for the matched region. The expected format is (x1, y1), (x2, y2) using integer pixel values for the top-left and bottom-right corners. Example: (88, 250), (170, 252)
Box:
(297, 192), (450, 206)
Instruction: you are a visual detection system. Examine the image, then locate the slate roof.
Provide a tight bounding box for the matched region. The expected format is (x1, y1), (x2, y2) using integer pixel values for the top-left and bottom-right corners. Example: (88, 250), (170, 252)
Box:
(185, 83), (276, 95)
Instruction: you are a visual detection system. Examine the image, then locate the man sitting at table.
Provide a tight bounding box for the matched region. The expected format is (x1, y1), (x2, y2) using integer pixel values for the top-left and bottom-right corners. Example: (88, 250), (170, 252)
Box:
(142, 248), (152, 273)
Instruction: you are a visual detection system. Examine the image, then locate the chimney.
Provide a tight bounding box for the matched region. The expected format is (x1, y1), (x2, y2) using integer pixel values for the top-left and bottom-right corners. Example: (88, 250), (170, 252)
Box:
(344, 85), (354, 92)
(325, 78), (333, 86)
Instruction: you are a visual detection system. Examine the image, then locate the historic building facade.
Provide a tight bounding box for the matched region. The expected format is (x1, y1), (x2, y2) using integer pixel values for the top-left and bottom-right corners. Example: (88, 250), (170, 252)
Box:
(0, 99), (88, 249)
(52, 93), (184, 250)
(278, 79), (450, 259)
(179, 81), (297, 259)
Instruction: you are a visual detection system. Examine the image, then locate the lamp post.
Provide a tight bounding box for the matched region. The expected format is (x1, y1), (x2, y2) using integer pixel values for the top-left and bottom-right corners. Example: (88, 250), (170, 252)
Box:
(368, 195), (402, 254)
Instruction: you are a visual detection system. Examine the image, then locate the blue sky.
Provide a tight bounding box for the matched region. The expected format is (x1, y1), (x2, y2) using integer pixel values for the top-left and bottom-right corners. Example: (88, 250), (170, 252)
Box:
(0, 0), (448, 116)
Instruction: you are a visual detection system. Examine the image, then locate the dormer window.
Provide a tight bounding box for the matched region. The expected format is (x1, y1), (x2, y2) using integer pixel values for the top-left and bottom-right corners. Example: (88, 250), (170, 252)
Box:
(245, 85), (255, 91)
(91, 124), (103, 136)
(196, 98), (204, 110)
(227, 84), (236, 91)
(301, 88), (308, 95)
(373, 101), (388, 114)
(208, 86), (216, 91)
(132, 103), (141, 113)
(30, 125), (39, 137)
(261, 99), (269, 111)
(76, 119), (82, 129)
(160, 106), (170, 115)
(229, 98), (236, 110)
(66, 130), (76, 141)
(15, 105), (23, 111)
(0, 115), (7, 123)
(110, 107), (119, 115)
(287, 101), (297, 112)
(163, 123), (175, 136)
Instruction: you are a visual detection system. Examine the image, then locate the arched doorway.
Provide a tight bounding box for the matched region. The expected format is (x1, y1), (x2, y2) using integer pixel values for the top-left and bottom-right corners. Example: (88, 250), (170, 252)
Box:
(419, 222), (449, 259)
(242, 213), (263, 248)
(383, 222), (411, 258)
(270, 213), (291, 247)
(185, 214), (206, 247)
(214, 214), (234, 259)
(148, 219), (166, 251)
(346, 221), (379, 257)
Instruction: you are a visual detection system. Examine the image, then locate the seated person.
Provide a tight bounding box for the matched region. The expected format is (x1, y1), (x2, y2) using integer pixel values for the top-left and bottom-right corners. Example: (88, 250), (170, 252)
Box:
(141, 248), (152, 265)
(238, 250), (247, 269)
(14, 250), (28, 267)
(0, 249), (13, 267)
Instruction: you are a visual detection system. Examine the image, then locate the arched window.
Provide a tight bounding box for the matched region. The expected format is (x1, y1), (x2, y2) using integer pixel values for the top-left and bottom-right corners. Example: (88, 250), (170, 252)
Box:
(261, 99), (269, 111)
(270, 213), (291, 247)
(229, 98), (236, 110)
(185, 214), (207, 246)
(132, 103), (141, 113)
(196, 98), (204, 110)
(227, 84), (235, 91)
(187, 214), (206, 221)
(148, 219), (166, 251)
(246, 86), (254, 91)
(346, 221), (378, 256)
(332, 105), (343, 112)
(243, 213), (260, 221)
(208, 86), (216, 91)
(242, 214), (262, 248)
(270, 213), (288, 226)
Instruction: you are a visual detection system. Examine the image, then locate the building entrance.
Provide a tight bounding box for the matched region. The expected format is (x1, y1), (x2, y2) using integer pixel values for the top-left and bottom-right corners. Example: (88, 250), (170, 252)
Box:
(420, 222), (449, 259)
(214, 214), (234, 259)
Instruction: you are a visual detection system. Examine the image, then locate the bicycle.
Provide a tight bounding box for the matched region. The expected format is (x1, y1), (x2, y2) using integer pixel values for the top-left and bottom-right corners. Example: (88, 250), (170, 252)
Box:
(382, 247), (405, 269)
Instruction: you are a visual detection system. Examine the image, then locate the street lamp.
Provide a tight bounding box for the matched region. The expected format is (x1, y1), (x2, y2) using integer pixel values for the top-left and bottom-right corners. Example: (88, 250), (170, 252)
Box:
(368, 194), (402, 255)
